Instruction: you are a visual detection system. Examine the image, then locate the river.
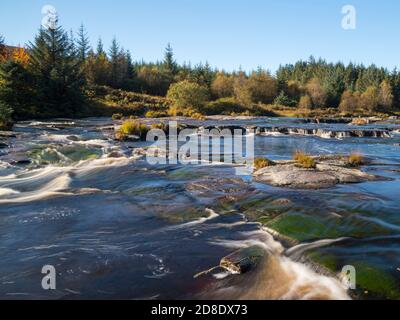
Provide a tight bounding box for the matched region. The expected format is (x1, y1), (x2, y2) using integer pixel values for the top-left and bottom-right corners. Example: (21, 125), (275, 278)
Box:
(0, 117), (399, 299)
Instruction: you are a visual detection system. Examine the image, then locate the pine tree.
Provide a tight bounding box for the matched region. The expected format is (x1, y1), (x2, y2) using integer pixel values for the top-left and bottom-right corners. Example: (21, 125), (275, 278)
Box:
(28, 21), (85, 117)
(77, 24), (90, 63)
(109, 37), (120, 87)
(126, 50), (134, 79)
(96, 37), (105, 56)
(163, 43), (177, 75)
(0, 60), (35, 120)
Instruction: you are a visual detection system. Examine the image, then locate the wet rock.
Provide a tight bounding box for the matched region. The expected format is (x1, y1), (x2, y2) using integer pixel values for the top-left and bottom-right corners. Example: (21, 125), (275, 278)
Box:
(220, 246), (266, 274)
(66, 135), (80, 142)
(0, 142), (9, 149)
(254, 161), (381, 189)
(12, 156), (31, 165)
(0, 131), (17, 138)
(107, 151), (124, 158)
(305, 117), (352, 124)
(185, 176), (254, 200)
(258, 126), (392, 139)
(270, 198), (294, 207)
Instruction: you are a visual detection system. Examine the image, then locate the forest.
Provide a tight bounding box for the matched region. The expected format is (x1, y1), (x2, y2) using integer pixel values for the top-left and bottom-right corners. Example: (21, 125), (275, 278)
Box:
(1, 21), (399, 129)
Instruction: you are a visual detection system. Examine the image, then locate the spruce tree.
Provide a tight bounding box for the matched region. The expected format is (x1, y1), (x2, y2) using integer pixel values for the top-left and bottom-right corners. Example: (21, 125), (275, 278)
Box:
(109, 37), (120, 87)
(0, 60), (35, 119)
(164, 43), (177, 75)
(28, 20), (85, 117)
(77, 24), (90, 63)
(96, 37), (105, 56)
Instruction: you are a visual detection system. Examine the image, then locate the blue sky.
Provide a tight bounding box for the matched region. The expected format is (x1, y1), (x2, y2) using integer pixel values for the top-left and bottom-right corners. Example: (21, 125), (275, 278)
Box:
(0, 0), (399, 73)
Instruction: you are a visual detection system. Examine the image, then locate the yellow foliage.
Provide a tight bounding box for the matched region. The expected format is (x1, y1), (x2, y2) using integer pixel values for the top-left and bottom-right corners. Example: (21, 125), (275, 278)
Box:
(347, 153), (364, 167)
(254, 157), (275, 170)
(293, 151), (316, 169)
(12, 48), (29, 67)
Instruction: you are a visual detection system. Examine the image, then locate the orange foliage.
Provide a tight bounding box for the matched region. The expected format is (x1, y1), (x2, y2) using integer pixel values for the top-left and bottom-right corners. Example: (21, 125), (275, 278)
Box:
(12, 47), (29, 67)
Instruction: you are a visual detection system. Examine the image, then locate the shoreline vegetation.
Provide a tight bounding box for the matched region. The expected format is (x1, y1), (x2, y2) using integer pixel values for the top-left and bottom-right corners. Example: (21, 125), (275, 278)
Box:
(1, 22), (400, 130)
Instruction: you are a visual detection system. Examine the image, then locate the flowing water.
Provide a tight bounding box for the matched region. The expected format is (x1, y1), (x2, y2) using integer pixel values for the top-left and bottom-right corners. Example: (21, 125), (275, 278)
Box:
(0, 117), (399, 300)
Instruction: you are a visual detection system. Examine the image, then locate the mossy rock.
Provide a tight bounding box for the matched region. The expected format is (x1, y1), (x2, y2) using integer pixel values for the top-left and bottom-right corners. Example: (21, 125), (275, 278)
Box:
(264, 212), (395, 242)
(351, 262), (400, 299)
(157, 207), (209, 224)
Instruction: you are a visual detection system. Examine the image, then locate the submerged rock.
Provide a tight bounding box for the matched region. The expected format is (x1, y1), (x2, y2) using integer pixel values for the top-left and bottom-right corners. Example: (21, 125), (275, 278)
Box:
(220, 246), (265, 274)
(194, 246), (266, 278)
(253, 160), (382, 189)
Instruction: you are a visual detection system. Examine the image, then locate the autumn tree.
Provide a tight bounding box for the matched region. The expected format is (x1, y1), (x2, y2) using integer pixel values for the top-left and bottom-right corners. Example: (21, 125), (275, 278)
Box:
(298, 95), (313, 110)
(211, 72), (234, 98)
(339, 90), (359, 114)
(12, 48), (30, 67)
(247, 70), (278, 104)
(306, 78), (327, 108)
(136, 65), (172, 96)
(360, 86), (379, 112)
(233, 72), (252, 106)
(378, 80), (393, 111)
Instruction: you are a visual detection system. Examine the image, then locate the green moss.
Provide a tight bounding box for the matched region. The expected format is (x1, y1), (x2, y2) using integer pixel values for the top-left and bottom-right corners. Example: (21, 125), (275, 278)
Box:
(352, 262), (400, 299)
(307, 252), (339, 272)
(266, 213), (333, 242)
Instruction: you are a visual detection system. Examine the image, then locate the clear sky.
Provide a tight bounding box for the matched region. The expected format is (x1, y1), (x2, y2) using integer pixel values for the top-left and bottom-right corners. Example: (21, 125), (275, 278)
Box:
(0, 0), (398, 73)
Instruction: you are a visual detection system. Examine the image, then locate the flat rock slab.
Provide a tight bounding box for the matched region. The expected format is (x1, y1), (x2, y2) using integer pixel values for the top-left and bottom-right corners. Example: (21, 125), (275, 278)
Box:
(254, 163), (382, 189)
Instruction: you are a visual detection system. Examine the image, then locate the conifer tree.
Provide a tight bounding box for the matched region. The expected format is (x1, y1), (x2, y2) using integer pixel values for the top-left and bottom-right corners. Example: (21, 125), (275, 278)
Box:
(77, 24), (90, 63)
(28, 20), (85, 117)
(96, 37), (105, 56)
(163, 43), (177, 75)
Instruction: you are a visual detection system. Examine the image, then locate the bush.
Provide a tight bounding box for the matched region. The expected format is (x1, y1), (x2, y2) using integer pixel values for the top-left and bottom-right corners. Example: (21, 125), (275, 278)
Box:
(347, 153), (364, 167)
(293, 151), (316, 169)
(254, 157), (275, 170)
(116, 120), (149, 140)
(167, 80), (210, 116)
(145, 110), (168, 118)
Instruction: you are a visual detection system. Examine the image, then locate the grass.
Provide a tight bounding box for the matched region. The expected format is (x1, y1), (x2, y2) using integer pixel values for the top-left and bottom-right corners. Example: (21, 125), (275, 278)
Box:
(347, 152), (364, 167)
(254, 157), (275, 170)
(293, 151), (316, 169)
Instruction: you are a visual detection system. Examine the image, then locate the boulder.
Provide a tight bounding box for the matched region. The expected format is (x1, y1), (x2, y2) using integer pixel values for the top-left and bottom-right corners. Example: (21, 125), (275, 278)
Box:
(220, 246), (266, 274)
(253, 162), (381, 189)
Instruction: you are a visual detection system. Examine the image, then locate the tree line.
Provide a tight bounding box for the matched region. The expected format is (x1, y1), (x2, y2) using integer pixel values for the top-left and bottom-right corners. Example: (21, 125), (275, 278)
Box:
(1, 21), (399, 129)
